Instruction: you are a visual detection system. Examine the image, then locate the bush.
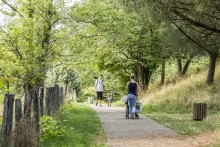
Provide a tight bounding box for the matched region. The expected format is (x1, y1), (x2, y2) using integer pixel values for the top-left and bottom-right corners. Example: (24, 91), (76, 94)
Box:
(40, 115), (66, 142)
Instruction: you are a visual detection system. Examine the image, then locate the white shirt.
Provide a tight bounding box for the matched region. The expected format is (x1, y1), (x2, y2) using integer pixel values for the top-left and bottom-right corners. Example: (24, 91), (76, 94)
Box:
(95, 79), (104, 92)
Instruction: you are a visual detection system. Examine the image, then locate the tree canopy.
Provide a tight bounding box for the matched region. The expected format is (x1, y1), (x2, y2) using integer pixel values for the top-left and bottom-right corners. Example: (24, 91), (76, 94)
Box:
(0, 0), (219, 99)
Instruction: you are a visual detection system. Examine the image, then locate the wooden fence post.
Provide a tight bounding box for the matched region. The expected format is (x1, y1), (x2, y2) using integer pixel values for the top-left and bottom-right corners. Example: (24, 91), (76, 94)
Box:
(46, 87), (52, 116)
(38, 87), (44, 116)
(33, 89), (40, 141)
(59, 87), (64, 106)
(54, 85), (59, 112)
(46, 86), (64, 116)
(24, 93), (31, 119)
(1, 94), (14, 147)
(15, 99), (22, 125)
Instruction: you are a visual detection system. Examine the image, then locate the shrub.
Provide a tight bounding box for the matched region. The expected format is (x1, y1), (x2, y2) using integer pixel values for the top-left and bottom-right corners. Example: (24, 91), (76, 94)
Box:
(40, 115), (66, 142)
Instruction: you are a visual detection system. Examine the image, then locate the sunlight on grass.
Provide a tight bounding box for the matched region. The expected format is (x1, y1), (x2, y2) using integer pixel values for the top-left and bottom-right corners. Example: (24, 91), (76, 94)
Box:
(40, 103), (107, 147)
(145, 112), (220, 136)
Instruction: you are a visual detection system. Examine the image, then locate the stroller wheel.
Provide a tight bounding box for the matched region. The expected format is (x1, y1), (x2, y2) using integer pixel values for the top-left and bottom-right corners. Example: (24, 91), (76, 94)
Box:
(135, 113), (139, 119)
(125, 104), (129, 119)
(125, 113), (129, 119)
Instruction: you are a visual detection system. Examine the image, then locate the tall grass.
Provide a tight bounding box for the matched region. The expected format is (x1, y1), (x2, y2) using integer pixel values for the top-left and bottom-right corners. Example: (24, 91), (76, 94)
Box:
(141, 62), (220, 146)
(145, 64), (220, 113)
(12, 119), (39, 147)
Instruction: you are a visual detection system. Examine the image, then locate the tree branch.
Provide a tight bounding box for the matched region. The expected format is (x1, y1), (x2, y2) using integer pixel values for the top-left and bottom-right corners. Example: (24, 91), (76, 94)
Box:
(171, 8), (220, 34)
(1, 0), (24, 17)
(172, 21), (212, 55)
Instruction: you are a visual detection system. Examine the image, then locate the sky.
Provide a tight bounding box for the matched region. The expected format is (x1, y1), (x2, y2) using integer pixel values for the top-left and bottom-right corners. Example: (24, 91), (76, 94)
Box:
(0, 13), (4, 23)
(0, 0), (82, 26)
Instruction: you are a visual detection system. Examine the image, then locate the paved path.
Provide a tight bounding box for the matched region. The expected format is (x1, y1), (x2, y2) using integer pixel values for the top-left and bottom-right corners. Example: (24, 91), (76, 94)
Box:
(91, 105), (200, 147)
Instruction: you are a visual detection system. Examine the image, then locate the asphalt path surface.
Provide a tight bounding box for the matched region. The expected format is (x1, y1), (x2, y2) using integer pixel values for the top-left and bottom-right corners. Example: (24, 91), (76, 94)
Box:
(92, 105), (199, 147)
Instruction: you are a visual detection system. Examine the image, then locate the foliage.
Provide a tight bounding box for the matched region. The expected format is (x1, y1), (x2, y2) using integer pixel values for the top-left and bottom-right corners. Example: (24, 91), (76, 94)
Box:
(40, 115), (67, 142)
(70, 0), (163, 92)
(62, 68), (81, 95)
(0, 0), (69, 93)
(1, 0), (218, 101)
(46, 67), (81, 98)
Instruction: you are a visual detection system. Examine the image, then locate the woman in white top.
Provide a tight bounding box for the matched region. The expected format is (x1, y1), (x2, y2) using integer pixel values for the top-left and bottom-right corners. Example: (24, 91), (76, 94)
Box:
(95, 75), (104, 106)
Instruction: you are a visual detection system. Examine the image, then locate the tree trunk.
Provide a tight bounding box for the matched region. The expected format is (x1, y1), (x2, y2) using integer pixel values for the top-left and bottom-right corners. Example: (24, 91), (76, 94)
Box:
(64, 83), (68, 99)
(143, 67), (151, 92)
(206, 53), (217, 85)
(160, 61), (165, 85)
(6, 81), (9, 94)
(137, 62), (145, 92)
(182, 60), (191, 76)
(177, 59), (182, 76)
(23, 84), (33, 96)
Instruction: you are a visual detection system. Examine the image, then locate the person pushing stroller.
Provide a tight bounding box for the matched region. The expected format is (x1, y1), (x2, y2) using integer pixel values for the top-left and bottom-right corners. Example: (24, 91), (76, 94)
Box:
(124, 95), (144, 119)
(126, 74), (138, 119)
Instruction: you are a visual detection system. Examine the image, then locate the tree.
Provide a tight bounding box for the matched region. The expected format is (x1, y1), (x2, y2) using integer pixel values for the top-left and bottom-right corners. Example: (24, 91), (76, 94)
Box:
(70, 0), (162, 92)
(0, 0), (69, 92)
(145, 0), (220, 84)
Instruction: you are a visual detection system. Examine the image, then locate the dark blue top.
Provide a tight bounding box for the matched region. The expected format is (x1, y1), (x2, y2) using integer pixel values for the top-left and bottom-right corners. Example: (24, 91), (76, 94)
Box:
(128, 82), (137, 96)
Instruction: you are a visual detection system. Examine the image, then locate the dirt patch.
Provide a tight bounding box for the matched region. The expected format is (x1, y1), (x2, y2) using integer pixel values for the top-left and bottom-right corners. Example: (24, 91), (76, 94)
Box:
(194, 129), (220, 147)
(109, 137), (199, 147)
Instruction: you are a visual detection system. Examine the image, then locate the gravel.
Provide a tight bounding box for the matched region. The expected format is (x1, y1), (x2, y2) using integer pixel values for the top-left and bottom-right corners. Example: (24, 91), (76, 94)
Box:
(91, 105), (200, 147)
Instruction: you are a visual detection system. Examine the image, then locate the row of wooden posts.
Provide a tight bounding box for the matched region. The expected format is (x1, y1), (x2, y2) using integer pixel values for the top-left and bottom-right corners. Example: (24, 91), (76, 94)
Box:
(1, 85), (64, 147)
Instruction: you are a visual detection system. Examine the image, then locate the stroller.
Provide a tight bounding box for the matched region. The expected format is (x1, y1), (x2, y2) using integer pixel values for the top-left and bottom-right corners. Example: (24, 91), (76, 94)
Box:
(124, 97), (144, 119)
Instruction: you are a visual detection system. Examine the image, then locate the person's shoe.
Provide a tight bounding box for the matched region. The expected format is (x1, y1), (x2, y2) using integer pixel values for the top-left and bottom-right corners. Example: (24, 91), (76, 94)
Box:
(129, 114), (134, 119)
(135, 113), (139, 119)
(130, 113), (135, 119)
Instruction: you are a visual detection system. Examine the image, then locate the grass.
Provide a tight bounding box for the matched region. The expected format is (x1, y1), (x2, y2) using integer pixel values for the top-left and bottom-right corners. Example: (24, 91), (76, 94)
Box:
(142, 111), (220, 136)
(112, 98), (125, 107)
(40, 103), (107, 147)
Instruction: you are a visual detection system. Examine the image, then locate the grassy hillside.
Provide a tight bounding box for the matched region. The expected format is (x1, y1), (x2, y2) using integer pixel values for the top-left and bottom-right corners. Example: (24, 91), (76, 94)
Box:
(146, 63), (220, 113)
(141, 62), (220, 146)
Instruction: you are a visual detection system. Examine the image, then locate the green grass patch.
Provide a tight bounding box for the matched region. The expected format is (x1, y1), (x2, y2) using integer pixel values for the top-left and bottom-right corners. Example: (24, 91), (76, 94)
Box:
(112, 98), (125, 107)
(142, 103), (191, 114)
(40, 103), (106, 147)
(143, 111), (220, 136)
